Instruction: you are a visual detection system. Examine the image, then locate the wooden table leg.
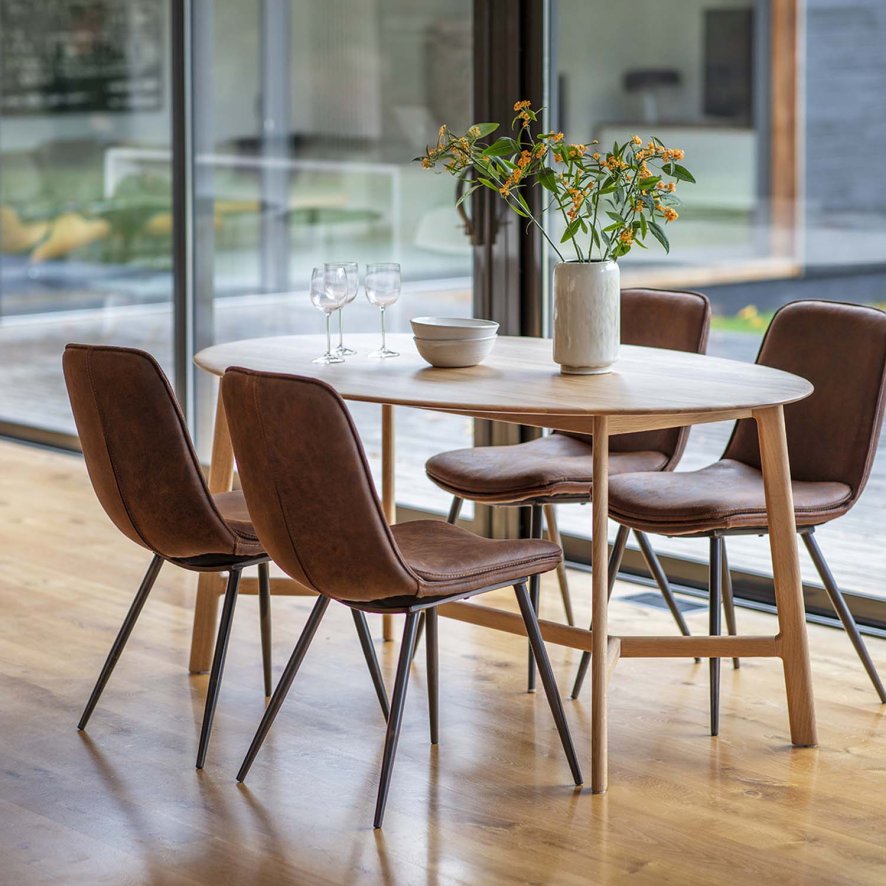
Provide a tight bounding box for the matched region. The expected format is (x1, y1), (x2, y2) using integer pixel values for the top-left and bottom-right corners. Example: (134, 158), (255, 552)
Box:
(755, 405), (817, 747)
(189, 385), (236, 674)
(591, 415), (609, 792)
(381, 404), (395, 642)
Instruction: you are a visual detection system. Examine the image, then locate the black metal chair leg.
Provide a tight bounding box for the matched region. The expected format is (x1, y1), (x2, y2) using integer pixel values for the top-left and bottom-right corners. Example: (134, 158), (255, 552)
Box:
(709, 537), (722, 737)
(527, 504), (543, 692)
(237, 595), (331, 782)
(720, 541), (740, 670)
(78, 554), (164, 731)
(426, 609), (439, 744)
(374, 612), (420, 829)
(571, 524), (629, 699)
(801, 531), (886, 703)
(514, 583), (583, 786)
(196, 568), (242, 769)
(352, 609), (390, 720)
(411, 614), (426, 663)
(634, 530), (696, 646)
(258, 562), (273, 697)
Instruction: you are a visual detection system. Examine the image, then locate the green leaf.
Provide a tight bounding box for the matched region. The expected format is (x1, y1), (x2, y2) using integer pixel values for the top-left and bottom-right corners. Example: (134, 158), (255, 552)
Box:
(639, 213), (648, 237)
(455, 184), (480, 208)
(470, 122), (500, 137)
(536, 166), (558, 193)
(476, 177), (500, 192)
(606, 211), (626, 224)
(482, 137), (518, 157)
(639, 176), (661, 189)
(561, 218), (581, 243)
(666, 163), (696, 183)
(512, 190), (533, 216)
(648, 219), (670, 253)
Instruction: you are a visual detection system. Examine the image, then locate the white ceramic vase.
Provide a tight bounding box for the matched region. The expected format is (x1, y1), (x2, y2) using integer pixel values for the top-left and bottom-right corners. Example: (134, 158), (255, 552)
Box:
(552, 260), (620, 375)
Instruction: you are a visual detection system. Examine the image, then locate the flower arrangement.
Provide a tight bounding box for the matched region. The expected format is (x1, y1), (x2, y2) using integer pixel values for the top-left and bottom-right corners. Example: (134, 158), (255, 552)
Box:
(416, 100), (695, 264)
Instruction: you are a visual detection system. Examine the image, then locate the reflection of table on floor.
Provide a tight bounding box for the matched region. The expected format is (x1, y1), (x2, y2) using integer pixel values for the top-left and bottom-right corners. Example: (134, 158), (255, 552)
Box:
(192, 333), (817, 794)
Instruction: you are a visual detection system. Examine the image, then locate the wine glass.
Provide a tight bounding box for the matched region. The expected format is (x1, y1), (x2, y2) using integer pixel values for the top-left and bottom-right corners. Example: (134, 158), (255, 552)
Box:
(310, 266), (348, 364)
(365, 262), (401, 358)
(326, 261), (359, 357)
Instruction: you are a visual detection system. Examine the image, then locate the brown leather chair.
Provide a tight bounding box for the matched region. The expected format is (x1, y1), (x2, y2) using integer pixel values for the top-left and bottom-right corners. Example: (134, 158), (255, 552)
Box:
(221, 367), (582, 828)
(591, 300), (886, 734)
(63, 344), (387, 768)
(425, 288), (711, 687)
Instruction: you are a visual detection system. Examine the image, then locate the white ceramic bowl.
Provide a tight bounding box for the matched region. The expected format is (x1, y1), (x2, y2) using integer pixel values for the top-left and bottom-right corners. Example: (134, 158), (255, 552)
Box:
(410, 316), (499, 341)
(413, 335), (496, 368)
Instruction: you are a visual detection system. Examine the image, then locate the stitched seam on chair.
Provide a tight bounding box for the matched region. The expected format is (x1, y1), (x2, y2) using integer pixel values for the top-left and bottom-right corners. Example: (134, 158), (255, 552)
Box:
(411, 552), (561, 581)
(426, 471), (593, 498)
(610, 495), (853, 528)
(139, 356), (239, 554)
(84, 351), (153, 552)
(251, 377), (319, 591)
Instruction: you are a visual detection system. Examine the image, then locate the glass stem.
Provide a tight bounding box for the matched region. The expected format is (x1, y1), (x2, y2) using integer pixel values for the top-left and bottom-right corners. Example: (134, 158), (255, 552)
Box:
(380, 306), (386, 350)
(325, 313), (332, 355)
(338, 309), (344, 348)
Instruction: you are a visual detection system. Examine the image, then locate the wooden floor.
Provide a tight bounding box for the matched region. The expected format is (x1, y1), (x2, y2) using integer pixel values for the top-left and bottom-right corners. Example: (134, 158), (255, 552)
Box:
(3, 441), (886, 885)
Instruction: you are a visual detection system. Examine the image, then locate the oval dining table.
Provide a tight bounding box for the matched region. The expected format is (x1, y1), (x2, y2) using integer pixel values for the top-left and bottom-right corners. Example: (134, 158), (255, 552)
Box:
(191, 332), (817, 793)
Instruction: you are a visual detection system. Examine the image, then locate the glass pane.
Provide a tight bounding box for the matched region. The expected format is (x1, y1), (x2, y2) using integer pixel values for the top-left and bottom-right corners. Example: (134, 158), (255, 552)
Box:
(551, 0), (886, 598)
(193, 0), (474, 516)
(0, 0), (173, 435)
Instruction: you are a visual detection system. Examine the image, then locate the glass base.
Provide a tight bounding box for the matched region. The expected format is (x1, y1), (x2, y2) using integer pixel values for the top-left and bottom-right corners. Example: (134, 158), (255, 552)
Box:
(369, 347), (400, 359)
(312, 352), (345, 364)
(335, 345), (357, 357)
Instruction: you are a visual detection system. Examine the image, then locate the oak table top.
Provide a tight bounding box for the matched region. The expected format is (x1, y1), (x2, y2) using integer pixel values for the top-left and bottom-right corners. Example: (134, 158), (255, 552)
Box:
(194, 333), (812, 424)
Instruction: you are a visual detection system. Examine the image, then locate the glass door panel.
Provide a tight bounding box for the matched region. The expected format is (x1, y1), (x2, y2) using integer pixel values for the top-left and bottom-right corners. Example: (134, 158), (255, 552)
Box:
(551, 0), (886, 600)
(192, 0), (475, 517)
(0, 0), (173, 441)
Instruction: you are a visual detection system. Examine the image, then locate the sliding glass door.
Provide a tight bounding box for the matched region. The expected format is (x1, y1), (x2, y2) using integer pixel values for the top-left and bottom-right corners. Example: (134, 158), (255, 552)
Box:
(547, 0), (886, 620)
(183, 0), (479, 518)
(0, 0), (173, 445)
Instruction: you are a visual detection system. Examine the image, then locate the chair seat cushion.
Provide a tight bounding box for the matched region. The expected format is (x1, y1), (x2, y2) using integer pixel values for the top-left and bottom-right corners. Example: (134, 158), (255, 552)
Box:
(391, 520), (562, 597)
(608, 459), (853, 536)
(425, 434), (669, 504)
(212, 490), (265, 557)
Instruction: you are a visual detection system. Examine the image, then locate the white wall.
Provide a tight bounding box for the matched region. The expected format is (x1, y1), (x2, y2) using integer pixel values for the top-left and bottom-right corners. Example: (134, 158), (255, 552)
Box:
(556, 0), (749, 136)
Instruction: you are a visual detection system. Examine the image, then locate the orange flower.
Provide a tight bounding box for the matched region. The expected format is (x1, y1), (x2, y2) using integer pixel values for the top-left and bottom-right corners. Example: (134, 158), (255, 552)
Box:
(663, 207), (679, 222)
(513, 99), (532, 111)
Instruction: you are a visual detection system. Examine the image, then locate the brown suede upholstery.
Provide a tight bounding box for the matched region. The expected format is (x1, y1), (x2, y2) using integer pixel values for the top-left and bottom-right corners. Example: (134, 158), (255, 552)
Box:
(424, 288), (711, 504)
(63, 344), (263, 559)
(608, 301), (886, 536)
(221, 367), (562, 603)
(426, 433), (668, 503)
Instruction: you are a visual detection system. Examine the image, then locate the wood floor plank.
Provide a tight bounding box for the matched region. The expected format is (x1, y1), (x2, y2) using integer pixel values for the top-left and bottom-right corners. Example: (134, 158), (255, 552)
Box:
(1, 439), (886, 884)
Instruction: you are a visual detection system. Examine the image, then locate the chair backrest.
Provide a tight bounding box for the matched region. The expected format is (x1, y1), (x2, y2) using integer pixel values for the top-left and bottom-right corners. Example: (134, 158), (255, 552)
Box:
(562, 287), (711, 466)
(63, 344), (242, 559)
(724, 300), (886, 502)
(221, 367), (419, 602)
